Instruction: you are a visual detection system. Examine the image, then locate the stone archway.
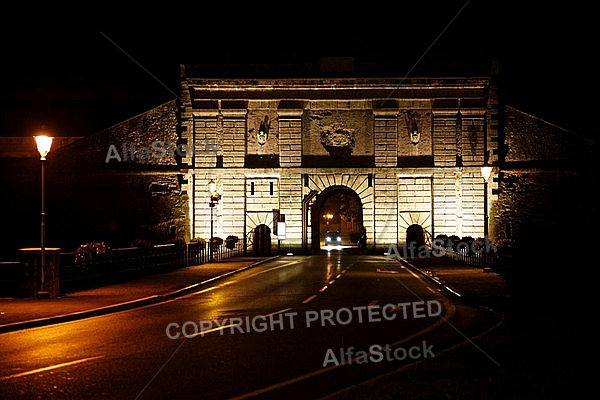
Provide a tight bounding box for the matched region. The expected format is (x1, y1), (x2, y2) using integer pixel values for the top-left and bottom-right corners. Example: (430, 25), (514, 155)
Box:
(310, 185), (364, 253)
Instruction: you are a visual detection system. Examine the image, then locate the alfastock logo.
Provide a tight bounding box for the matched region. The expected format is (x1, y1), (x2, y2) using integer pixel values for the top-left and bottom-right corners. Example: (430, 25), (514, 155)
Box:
(105, 138), (218, 163)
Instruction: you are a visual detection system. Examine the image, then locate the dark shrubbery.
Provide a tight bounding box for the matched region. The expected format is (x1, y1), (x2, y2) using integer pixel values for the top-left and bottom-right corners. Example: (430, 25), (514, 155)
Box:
(210, 237), (223, 250)
(225, 235), (239, 249)
(131, 239), (154, 255)
(447, 235), (461, 251)
(74, 242), (112, 265)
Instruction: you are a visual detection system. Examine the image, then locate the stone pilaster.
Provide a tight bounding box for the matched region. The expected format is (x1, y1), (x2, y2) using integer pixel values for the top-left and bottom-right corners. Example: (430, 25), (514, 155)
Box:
(278, 110), (303, 167)
(193, 111), (219, 168)
(279, 173), (303, 247)
(433, 116), (458, 167)
(374, 110), (397, 167)
(373, 171), (398, 247)
(221, 110), (247, 168)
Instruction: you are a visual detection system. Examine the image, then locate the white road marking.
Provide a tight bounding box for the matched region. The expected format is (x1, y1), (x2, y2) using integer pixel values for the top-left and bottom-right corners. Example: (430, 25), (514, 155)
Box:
(302, 295), (317, 304)
(0, 355), (105, 381)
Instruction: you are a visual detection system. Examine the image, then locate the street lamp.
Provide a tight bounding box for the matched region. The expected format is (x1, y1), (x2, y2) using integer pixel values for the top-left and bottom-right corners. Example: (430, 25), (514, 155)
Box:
(481, 164), (492, 270)
(208, 179), (221, 261)
(35, 134), (53, 298)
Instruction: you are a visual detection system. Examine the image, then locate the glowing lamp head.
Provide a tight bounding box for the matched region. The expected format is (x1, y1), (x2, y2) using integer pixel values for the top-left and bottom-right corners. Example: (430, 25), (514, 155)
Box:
(34, 135), (53, 160)
(208, 179), (217, 194)
(481, 165), (492, 182)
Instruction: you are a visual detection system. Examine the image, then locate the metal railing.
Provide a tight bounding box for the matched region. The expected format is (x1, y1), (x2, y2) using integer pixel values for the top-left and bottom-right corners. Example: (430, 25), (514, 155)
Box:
(210, 240), (244, 261)
(58, 239), (245, 295)
(442, 246), (513, 270)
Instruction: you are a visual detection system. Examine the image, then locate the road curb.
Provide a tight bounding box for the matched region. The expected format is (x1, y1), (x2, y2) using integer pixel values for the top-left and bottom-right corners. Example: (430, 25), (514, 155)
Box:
(396, 256), (511, 315)
(395, 257), (465, 300)
(160, 255), (281, 301)
(0, 255), (281, 334)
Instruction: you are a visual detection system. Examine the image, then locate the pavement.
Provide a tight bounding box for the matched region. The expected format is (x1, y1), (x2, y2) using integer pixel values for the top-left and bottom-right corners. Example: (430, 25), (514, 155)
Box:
(0, 253), (510, 334)
(0, 256), (280, 333)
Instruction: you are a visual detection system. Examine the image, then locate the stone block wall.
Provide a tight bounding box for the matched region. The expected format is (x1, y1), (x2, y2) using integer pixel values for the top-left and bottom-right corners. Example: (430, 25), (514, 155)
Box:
(493, 168), (599, 257)
(433, 169), (460, 236)
(504, 106), (594, 163)
(494, 106), (598, 245)
(52, 172), (186, 247)
(54, 100), (179, 168)
(246, 176), (279, 211)
(192, 170), (246, 243)
(460, 171), (486, 237)
(44, 100), (189, 250)
(431, 167), (486, 239)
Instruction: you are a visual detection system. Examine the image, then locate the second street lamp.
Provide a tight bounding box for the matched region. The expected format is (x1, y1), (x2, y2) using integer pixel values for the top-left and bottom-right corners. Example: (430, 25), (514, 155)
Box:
(208, 179), (221, 261)
(34, 134), (53, 298)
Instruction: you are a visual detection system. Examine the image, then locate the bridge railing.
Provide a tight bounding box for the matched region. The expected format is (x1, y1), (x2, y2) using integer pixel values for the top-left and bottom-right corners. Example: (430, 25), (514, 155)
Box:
(1, 239), (249, 297)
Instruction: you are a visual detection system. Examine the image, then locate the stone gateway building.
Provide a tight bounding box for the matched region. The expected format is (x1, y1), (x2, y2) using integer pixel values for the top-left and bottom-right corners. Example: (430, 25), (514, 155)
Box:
(36, 58), (594, 257)
(180, 67), (500, 254)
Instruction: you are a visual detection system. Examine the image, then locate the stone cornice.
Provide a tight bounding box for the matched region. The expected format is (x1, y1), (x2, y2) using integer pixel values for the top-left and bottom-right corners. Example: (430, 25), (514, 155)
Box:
(186, 77), (490, 102)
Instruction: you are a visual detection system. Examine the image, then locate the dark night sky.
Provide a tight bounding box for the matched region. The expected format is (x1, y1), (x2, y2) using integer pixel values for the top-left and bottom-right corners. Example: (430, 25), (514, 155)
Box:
(1, 3), (596, 142)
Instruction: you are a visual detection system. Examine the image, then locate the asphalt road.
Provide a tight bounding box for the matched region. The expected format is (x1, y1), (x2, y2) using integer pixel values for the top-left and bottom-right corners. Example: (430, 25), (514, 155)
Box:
(0, 253), (502, 399)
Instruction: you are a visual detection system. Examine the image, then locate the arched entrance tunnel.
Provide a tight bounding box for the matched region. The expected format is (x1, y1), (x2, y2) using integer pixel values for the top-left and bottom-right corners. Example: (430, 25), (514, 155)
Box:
(406, 224), (426, 249)
(310, 185), (364, 253)
(253, 224), (271, 256)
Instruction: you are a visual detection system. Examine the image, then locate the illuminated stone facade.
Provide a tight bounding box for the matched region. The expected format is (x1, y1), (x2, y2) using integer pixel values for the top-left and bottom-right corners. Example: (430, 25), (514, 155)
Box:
(11, 62), (591, 257)
(179, 70), (501, 252)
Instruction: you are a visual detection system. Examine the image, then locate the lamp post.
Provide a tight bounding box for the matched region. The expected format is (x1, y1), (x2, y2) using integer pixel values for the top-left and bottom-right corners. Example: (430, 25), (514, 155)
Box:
(208, 179), (221, 261)
(481, 164), (492, 270)
(35, 134), (53, 298)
